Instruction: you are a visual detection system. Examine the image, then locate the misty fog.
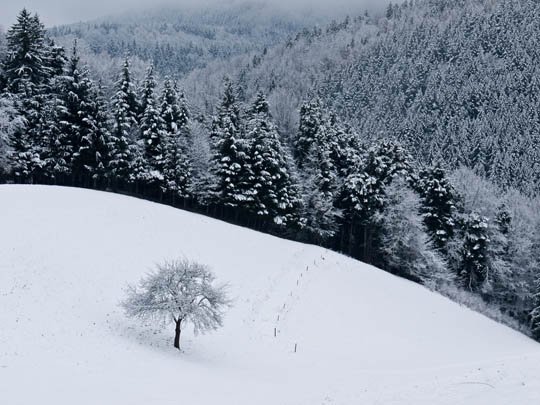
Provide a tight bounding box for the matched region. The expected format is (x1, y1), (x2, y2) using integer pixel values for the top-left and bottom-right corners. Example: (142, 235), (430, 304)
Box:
(0, 0), (390, 28)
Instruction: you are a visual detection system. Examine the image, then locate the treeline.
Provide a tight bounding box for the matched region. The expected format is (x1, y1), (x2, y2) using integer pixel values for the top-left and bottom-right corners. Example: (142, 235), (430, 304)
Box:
(1, 9), (540, 340)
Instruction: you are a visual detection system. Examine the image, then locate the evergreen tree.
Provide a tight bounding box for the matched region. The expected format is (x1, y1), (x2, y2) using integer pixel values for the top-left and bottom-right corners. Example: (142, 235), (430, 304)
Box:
(45, 39), (67, 79)
(8, 82), (47, 183)
(246, 92), (299, 226)
(458, 212), (490, 291)
(139, 66), (165, 184)
(3, 10), (55, 183)
(48, 43), (111, 186)
(210, 79), (252, 210)
(2, 9), (49, 94)
(212, 78), (240, 132)
(337, 141), (410, 260)
(160, 78), (191, 199)
(83, 82), (111, 187)
(299, 122), (342, 241)
(294, 97), (323, 168)
(416, 165), (458, 251)
(109, 58), (139, 185)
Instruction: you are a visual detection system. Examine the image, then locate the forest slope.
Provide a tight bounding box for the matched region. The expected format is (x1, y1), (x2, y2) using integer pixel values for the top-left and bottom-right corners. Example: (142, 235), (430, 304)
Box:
(183, 0), (540, 195)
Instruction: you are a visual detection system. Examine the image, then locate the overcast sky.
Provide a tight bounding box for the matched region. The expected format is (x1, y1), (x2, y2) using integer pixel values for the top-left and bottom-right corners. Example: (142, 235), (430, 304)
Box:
(0, 0), (387, 28)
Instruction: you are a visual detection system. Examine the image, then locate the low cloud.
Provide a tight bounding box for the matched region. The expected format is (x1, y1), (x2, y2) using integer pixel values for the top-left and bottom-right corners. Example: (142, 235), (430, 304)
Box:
(1, 0), (390, 28)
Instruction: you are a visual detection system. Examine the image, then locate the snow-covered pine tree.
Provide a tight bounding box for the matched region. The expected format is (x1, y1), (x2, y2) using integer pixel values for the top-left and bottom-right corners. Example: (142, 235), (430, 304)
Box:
(84, 82), (112, 188)
(212, 77), (241, 134)
(2, 10), (55, 183)
(326, 119), (361, 178)
(209, 79), (252, 213)
(48, 42), (82, 182)
(416, 165), (458, 252)
(109, 58), (140, 188)
(299, 123), (342, 242)
(245, 92), (299, 227)
(337, 140), (410, 260)
(176, 88), (190, 136)
(45, 43), (111, 187)
(2, 9), (50, 94)
(458, 212), (490, 292)
(8, 81), (48, 183)
(294, 97), (323, 168)
(160, 78), (191, 201)
(44, 39), (67, 79)
(139, 65), (166, 187)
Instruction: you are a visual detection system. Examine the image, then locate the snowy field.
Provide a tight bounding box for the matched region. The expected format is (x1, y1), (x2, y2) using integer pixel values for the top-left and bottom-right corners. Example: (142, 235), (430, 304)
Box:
(1, 185), (540, 405)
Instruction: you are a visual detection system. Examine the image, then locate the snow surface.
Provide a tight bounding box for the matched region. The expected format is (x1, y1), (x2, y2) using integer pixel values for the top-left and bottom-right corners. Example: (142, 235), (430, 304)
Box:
(1, 185), (540, 405)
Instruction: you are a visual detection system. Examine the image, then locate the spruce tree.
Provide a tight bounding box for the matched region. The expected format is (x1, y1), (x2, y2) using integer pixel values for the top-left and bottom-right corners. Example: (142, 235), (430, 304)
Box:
(3, 10), (53, 183)
(160, 78), (191, 199)
(8, 82), (47, 183)
(246, 92), (299, 226)
(337, 141), (410, 260)
(45, 39), (67, 79)
(48, 42), (111, 186)
(2, 9), (49, 94)
(139, 66), (165, 185)
(84, 82), (112, 187)
(416, 165), (458, 251)
(459, 212), (490, 291)
(294, 97), (323, 168)
(210, 79), (252, 210)
(109, 58), (139, 186)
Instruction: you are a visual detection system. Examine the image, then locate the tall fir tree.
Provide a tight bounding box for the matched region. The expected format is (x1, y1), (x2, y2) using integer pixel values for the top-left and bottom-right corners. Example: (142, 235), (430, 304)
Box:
(83, 82), (112, 187)
(2, 9), (50, 94)
(337, 141), (410, 261)
(245, 92), (299, 226)
(139, 65), (166, 184)
(109, 58), (140, 185)
(416, 165), (458, 252)
(299, 122), (342, 242)
(294, 97), (323, 168)
(45, 42), (111, 186)
(458, 212), (490, 291)
(210, 79), (252, 210)
(3, 10), (56, 183)
(160, 78), (191, 200)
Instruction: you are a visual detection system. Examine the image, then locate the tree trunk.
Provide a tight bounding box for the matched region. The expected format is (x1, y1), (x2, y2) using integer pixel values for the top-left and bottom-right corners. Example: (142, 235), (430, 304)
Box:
(174, 319), (182, 350)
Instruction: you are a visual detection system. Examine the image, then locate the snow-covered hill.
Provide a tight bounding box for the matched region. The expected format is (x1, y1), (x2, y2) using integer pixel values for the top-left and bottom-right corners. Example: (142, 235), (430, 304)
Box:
(1, 185), (539, 405)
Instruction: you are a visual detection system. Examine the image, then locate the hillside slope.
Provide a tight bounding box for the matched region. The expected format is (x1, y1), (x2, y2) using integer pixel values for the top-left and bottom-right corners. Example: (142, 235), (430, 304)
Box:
(1, 185), (540, 404)
(184, 0), (540, 195)
(47, 2), (328, 80)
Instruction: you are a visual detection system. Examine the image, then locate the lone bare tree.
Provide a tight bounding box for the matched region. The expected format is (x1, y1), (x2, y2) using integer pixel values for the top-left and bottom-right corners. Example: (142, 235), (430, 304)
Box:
(121, 259), (230, 350)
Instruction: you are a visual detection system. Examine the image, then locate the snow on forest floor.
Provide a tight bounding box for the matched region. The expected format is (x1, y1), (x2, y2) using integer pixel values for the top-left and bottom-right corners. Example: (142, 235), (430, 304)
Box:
(1, 185), (540, 405)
